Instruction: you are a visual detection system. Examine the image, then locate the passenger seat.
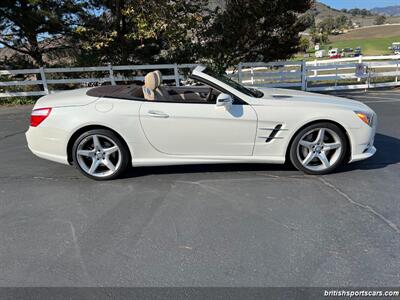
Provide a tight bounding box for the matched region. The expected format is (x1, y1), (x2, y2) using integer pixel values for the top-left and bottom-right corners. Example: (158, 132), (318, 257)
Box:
(142, 71), (172, 101)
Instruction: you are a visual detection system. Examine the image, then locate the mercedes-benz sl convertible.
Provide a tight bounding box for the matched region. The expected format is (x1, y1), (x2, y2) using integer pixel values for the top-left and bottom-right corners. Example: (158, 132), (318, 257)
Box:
(26, 66), (377, 180)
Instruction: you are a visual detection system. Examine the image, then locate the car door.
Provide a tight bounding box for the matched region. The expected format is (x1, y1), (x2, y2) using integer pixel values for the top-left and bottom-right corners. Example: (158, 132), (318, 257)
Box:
(139, 100), (257, 156)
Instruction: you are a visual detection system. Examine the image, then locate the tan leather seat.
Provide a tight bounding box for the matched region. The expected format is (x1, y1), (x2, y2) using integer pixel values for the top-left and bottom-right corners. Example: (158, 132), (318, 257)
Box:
(142, 71), (171, 101)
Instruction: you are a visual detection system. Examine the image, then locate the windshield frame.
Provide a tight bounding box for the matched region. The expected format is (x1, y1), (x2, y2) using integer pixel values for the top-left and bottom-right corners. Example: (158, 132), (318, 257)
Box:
(201, 68), (263, 98)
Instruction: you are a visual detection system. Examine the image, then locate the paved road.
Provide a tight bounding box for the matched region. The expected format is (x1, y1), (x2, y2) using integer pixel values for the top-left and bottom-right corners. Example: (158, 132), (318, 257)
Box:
(0, 89), (399, 287)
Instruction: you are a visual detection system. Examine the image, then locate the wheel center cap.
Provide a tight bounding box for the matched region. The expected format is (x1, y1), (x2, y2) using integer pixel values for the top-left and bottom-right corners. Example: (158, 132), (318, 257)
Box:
(315, 145), (322, 152)
(96, 151), (103, 159)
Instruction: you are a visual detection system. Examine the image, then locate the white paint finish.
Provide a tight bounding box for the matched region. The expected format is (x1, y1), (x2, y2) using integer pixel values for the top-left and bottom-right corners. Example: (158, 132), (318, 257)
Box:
(34, 88), (96, 108)
(25, 66), (377, 171)
(139, 101), (257, 156)
(95, 100), (114, 113)
(130, 155), (285, 167)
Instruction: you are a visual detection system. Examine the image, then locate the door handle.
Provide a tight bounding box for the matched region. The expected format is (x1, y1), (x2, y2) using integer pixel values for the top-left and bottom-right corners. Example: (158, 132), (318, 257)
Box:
(148, 110), (169, 118)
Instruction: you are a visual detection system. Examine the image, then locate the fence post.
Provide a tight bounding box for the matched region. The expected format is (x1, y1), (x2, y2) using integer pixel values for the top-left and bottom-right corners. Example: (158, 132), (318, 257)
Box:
(108, 64), (116, 85)
(396, 61), (399, 83)
(313, 59), (317, 77)
(301, 60), (307, 91)
(39, 67), (49, 94)
(358, 55), (363, 82)
(335, 66), (339, 88)
(173, 64), (180, 86)
(238, 62), (243, 84)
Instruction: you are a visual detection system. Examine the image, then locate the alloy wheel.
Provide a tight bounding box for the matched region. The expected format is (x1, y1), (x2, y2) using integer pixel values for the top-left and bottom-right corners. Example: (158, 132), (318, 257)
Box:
(76, 134), (121, 178)
(296, 127), (343, 172)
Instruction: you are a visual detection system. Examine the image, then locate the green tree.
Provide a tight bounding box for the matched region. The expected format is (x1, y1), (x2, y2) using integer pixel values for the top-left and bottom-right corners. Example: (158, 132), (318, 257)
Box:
(298, 36), (310, 52)
(310, 32), (329, 45)
(374, 15), (387, 25)
(0, 0), (85, 66)
(335, 15), (348, 29)
(298, 12), (316, 29)
(75, 0), (209, 65)
(318, 16), (335, 33)
(201, 0), (313, 73)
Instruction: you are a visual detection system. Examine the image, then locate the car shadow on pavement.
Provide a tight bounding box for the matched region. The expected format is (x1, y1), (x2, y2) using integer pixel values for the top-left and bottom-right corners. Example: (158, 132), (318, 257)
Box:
(341, 133), (400, 172)
(122, 161), (295, 179)
(121, 133), (400, 178)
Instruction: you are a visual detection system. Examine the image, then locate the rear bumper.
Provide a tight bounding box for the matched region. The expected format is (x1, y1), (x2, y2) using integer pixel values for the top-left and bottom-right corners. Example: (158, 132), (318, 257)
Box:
(26, 126), (69, 165)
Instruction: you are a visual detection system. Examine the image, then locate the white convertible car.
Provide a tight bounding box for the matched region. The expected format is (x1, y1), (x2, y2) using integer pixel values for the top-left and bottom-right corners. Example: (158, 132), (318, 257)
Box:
(26, 66), (377, 180)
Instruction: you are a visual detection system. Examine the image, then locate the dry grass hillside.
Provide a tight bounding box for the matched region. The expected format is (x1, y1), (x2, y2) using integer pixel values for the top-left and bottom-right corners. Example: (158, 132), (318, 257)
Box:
(330, 24), (400, 42)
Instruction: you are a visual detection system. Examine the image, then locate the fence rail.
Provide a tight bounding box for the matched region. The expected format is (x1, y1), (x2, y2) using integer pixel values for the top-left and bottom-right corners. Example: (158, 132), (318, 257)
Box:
(0, 63), (197, 98)
(237, 55), (400, 92)
(1, 55), (400, 98)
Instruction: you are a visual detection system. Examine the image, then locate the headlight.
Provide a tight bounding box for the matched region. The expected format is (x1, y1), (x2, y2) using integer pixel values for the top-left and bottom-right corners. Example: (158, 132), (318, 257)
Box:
(354, 111), (373, 127)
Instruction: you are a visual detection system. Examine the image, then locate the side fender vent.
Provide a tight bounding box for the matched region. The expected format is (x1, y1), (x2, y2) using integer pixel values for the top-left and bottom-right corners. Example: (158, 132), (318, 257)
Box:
(265, 124), (283, 143)
(272, 94), (292, 99)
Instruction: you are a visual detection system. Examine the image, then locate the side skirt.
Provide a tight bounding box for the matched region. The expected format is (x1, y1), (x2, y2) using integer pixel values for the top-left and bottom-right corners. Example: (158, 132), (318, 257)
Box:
(131, 156), (285, 167)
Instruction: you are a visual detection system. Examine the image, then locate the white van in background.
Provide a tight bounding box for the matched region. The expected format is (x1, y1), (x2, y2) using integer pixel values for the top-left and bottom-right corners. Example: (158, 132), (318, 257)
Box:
(315, 50), (326, 58)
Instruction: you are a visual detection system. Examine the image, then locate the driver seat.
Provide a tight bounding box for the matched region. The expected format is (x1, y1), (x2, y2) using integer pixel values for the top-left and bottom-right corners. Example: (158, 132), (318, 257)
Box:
(142, 71), (171, 101)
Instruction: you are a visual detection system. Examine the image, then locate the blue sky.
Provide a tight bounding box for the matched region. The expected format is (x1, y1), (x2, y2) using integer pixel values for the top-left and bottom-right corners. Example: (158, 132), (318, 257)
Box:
(319, 0), (400, 9)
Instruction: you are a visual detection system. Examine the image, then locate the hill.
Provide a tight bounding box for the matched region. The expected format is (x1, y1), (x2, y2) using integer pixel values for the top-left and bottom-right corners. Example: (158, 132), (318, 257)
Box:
(329, 24), (400, 42)
(311, 2), (400, 26)
(371, 5), (400, 16)
(312, 2), (351, 20)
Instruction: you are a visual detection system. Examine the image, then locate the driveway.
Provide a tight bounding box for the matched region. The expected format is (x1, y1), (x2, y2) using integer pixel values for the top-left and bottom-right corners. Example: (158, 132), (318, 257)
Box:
(0, 89), (399, 287)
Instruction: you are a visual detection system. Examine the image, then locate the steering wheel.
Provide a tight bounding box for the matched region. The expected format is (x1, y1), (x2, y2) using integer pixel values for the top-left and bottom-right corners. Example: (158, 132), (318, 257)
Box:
(206, 88), (214, 102)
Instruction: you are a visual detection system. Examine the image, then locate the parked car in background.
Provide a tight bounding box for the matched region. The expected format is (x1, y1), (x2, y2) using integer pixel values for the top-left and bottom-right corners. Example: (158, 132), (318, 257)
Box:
(391, 43), (400, 55)
(328, 48), (341, 59)
(341, 48), (353, 57)
(354, 47), (362, 57)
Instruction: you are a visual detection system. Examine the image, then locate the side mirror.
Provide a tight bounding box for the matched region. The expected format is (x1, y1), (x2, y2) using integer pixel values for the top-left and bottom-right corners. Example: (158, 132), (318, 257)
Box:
(216, 93), (233, 109)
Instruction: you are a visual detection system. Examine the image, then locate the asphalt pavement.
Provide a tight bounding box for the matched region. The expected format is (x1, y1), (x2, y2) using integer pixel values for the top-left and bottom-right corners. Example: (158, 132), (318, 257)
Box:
(0, 89), (399, 287)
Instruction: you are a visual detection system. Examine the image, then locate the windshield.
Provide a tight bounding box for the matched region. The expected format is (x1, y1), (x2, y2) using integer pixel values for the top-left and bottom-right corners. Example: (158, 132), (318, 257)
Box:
(202, 68), (263, 98)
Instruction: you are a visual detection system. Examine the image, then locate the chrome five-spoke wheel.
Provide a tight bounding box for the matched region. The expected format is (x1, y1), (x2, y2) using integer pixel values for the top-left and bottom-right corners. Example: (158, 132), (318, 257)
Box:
(290, 122), (347, 175)
(72, 129), (129, 180)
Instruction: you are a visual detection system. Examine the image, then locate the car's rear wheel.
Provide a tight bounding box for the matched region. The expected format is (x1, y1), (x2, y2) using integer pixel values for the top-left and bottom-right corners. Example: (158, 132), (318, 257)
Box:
(72, 129), (129, 180)
(289, 122), (348, 175)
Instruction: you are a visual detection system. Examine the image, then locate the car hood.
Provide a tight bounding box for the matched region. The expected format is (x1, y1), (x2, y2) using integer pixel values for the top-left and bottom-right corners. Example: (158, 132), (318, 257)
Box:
(254, 87), (372, 112)
(34, 88), (96, 109)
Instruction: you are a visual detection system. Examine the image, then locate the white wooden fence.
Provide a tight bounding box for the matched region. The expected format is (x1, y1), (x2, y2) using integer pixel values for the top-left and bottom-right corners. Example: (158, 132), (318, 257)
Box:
(0, 63), (197, 98)
(236, 55), (400, 92)
(1, 55), (400, 98)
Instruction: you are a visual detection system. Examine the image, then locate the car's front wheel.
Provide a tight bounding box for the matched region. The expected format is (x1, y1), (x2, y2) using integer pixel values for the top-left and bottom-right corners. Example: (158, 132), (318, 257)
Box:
(289, 122), (348, 175)
(72, 129), (129, 180)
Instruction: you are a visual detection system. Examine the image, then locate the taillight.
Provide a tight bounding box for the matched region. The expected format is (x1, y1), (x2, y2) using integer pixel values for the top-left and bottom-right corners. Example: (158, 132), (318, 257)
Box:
(30, 107), (52, 127)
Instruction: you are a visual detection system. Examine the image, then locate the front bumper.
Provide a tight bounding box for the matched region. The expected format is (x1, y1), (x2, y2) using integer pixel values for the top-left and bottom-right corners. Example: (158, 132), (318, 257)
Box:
(350, 145), (376, 162)
(349, 117), (377, 163)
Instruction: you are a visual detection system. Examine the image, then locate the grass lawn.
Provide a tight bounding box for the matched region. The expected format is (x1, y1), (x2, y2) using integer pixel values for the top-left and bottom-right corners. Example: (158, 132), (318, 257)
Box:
(0, 97), (37, 106)
(324, 36), (400, 56)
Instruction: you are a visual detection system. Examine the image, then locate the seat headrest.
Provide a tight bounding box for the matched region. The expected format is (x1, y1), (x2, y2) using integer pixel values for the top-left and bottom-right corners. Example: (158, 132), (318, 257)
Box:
(144, 71), (160, 90)
(154, 70), (162, 84)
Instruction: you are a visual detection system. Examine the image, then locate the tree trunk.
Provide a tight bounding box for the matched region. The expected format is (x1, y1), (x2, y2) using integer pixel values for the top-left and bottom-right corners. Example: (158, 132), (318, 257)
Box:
(26, 35), (46, 92)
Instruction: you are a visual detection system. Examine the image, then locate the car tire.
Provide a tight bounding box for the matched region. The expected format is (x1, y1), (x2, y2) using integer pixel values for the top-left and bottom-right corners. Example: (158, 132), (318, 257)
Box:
(289, 122), (348, 175)
(72, 129), (130, 180)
